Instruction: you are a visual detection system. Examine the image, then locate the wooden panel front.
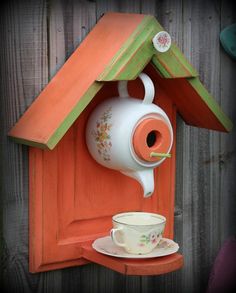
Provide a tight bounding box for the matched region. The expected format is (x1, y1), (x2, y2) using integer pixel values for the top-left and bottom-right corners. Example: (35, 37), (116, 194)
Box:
(29, 76), (177, 272)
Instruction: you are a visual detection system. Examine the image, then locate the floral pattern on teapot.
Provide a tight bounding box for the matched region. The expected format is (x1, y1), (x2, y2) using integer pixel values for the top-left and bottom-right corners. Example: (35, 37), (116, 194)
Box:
(91, 106), (112, 161)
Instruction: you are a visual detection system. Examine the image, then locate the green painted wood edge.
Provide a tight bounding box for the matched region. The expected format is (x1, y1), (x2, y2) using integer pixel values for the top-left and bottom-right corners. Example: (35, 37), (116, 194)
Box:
(97, 14), (198, 81)
(46, 82), (103, 149)
(114, 24), (157, 80)
(96, 16), (159, 81)
(151, 56), (170, 78)
(9, 136), (49, 149)
(187, 77), (233, 132)
(152, 43), (199, 78)
(9, 82), (104, 150)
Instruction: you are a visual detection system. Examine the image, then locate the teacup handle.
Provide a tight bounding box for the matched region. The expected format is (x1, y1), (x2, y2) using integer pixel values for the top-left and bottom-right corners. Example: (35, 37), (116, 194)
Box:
(110, 228), (126, 248)
(118, 73), (155, 105)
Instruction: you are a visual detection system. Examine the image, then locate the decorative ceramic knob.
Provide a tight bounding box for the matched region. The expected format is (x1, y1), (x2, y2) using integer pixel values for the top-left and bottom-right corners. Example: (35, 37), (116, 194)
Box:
(152, 31), (171, 53)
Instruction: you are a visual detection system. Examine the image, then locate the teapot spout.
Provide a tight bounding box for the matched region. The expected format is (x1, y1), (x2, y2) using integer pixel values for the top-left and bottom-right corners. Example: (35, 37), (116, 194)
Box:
(121, 169), (154, 198)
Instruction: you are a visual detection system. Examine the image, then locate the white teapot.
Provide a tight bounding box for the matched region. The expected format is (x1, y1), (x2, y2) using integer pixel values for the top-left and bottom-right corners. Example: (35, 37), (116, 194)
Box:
(86, 73), (173, 197)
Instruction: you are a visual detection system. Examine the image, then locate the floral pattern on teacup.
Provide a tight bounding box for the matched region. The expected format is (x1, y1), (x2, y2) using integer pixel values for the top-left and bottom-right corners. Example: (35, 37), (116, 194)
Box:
(91, 106), (112, 161)
(138, 231), (160, 247)
(157, 238), (175, 249)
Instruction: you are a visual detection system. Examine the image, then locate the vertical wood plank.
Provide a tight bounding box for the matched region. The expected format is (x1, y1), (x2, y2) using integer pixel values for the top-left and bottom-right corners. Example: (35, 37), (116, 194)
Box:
(48, 0), (66, 79)
(0, 0), (48, 292)
(72, 0), (97, 49)
(96, 0), (141, 20)
(219, 2), (236, 241)
(180, 1), (223, 292)
(178, 2), (196, 291)
(96, 0), (120, 20)
(140, 0), (156, 15)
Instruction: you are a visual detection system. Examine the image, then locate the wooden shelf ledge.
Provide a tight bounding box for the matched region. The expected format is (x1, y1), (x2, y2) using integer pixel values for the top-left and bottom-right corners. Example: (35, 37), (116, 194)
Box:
(81, 242), (184, 276)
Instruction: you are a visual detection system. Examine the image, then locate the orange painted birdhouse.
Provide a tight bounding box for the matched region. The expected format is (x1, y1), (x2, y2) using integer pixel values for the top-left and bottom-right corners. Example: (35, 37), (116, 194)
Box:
(9, 12), (232, 275)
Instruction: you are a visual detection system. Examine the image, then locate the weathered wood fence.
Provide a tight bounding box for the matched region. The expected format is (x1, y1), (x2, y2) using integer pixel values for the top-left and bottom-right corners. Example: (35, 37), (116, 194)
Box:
(1, 0), (236, 292)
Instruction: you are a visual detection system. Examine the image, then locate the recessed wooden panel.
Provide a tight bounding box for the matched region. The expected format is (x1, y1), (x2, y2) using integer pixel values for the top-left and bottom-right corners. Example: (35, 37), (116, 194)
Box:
(29, 76), (177, 273)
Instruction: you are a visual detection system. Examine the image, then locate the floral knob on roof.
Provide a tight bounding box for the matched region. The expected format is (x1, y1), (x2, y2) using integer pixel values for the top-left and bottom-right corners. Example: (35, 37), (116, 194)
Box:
(152, 31), (171, 53)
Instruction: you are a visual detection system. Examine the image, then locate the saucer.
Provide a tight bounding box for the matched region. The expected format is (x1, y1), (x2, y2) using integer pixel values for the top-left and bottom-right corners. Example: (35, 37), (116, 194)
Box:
(92, 236), (179, 259)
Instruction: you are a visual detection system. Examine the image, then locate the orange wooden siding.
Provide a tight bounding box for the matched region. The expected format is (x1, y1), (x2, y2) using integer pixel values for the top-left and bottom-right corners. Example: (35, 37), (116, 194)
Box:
(29, 78), (177, 273)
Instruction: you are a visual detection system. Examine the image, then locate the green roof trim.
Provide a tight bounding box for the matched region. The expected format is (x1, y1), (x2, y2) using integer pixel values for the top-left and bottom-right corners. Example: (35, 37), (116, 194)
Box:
(152, 43), (198, 78)
(9, 12), (232, 150)
(187, 77), (233, 132)
(96, 16), (157, 81)
(47, 82), (103, 150)
(97, 15), (198, 81)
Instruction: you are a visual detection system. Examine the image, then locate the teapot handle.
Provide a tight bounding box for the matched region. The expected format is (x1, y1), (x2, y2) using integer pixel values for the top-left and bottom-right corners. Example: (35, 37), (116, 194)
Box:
(118, 73), (155, 104)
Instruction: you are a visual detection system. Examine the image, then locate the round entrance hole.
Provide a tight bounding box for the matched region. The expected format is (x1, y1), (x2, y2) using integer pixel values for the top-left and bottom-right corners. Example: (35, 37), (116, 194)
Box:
(146, 130), (161, 148)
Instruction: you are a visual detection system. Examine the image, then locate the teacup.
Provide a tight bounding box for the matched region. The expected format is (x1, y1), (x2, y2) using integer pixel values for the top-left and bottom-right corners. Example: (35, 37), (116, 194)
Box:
(110, 212), (166, 254)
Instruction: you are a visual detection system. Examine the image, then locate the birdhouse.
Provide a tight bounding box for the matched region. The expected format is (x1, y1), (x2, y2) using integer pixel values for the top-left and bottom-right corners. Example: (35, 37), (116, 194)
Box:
(9, 12), (232, 275)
